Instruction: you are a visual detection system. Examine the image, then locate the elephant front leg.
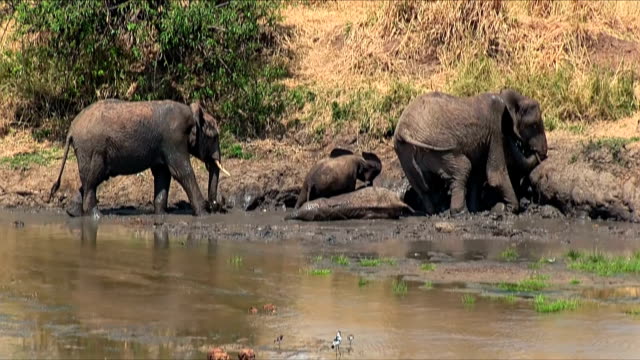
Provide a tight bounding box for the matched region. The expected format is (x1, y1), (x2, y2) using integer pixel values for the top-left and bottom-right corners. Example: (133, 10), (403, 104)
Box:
(167, 153), (207, 216)
(151, 165), (171, 215)
(487, 139), (520, 213)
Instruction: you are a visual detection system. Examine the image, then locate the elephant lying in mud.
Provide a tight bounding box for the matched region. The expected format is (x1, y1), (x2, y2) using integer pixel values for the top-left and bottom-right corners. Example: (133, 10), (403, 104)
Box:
(47, 99), (230, 217)
(287, 187), (412, 221)
(393, 89), (548, 216)
(294, 148), (382, 209)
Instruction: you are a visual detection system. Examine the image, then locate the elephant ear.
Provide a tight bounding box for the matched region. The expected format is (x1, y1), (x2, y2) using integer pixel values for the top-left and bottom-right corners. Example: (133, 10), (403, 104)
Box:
(191, 100), (217, 137)
(362, 151), (382, 169)
(330, 148), (354, 158)
(190, 101), (204, 128)
(499, 88), (523, 141)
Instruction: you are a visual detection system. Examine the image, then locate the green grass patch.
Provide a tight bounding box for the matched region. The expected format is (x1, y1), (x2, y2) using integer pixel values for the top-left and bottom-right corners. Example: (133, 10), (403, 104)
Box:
(381, 257), (397, 266)
(461, 294), (476, 306)
(567, 251), (640, 276)
(220, 132), (253, 160)
(582, 137), (640, 165)
(499, 248), (519, 262)
(331, 255), (350, 266)
(498, 275), (550, 292)
(570, 279), (581, 285)
(0, 148), (64, 170)
(624, 309), (640, 316)
(565, 250), (582, 261)
(358, 257), (381, 267)
(392, 279), (408, 296)
(308, 269), (332, 276)
(420, 263), (436, 271)
(447, 56), (638, 131)
(229, 255), (243, 267)
(420, 281), (433, 290)
(312, 255), (324, 263)
(534, 295), (580, 313)
(358, 278), (370, 287)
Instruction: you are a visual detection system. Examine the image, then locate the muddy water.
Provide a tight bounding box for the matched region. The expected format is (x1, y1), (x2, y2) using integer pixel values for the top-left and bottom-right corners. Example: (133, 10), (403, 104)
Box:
(1, 210), (640, 359)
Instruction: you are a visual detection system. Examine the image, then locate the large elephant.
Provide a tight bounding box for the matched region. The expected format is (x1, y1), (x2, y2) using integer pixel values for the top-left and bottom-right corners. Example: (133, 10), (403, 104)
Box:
(294, 148), (382, 209)
(393, 89), (547, 215)
(48, 99), (230, 217)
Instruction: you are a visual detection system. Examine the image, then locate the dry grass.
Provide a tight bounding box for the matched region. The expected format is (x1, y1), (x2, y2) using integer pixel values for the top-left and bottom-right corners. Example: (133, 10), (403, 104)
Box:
(338, 0), (640, 76)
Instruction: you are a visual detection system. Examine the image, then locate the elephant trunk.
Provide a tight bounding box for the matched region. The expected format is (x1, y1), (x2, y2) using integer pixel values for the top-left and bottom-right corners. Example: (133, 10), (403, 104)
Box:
(208, 164), (220, 211)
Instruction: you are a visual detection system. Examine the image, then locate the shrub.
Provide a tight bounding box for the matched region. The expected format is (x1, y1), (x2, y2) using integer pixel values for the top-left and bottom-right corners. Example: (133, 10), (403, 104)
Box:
(0, 0), (287, 139)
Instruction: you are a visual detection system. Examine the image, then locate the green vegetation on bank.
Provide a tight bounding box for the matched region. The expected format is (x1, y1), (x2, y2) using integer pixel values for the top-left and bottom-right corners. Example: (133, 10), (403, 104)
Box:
(534, 295), (580, 313)
(448, 57), (638, 131)
(499, 248), (519, 262)
(0, 147), (66, 170)
(498, 275), (549, 292)
(392, 279), (408, 296)
(0, 1), (637, 144)
(0, 0), (288, 139)
(566, 251), (640, 276)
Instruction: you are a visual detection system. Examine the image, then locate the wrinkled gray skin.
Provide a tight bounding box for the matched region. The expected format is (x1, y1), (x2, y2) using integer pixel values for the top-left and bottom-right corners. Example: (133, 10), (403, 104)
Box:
(48, 99), (226, 217)
(393, 89), (548, 216)
(294, 148), (382, 209)
(287, 187), (412, 221)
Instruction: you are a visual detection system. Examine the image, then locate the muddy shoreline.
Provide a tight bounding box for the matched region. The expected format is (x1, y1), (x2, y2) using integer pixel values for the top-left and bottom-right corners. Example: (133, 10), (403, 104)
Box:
(3, 207), (640, 288)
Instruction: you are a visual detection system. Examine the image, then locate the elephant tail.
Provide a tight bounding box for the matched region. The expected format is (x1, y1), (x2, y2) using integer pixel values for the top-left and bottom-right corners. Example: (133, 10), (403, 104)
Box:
(47, 134), (73, 203)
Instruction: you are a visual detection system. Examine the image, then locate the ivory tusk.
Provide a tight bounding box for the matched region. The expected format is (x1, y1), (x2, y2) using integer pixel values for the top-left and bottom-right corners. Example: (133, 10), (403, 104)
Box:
(214, 159), (231, 176)
(535, 153), (542, 164)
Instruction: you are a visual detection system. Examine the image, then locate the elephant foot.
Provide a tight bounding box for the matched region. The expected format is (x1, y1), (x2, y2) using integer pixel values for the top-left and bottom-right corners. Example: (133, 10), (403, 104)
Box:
(65, 202), (83, 218)
(88, 207), (102, 220)
(449, 207), (468, 218)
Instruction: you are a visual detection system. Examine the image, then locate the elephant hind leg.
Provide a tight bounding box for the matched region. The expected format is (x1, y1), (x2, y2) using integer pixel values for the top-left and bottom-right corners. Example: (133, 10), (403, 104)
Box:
(79, 153), (106, 218)
(441, 153), (472, 215)
(151, 165), (171, 214)
(395, 141), (435, 215)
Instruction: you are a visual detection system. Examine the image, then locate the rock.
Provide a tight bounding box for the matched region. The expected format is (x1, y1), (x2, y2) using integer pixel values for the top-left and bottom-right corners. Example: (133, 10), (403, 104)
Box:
(540, 204), (564, 219)
(207, 348), (230, 360)
(491, 202), (506, 215)
(427, 251), (454, 263)
(285, 187), (413, 221)
(434, 222), (456, 233)
(238, 349), (256, 360)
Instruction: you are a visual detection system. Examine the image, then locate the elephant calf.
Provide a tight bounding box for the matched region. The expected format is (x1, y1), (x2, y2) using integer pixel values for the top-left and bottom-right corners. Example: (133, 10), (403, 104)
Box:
(294, 148), (382, 209)
(393, 89), (548, 215)
(48, 99), (230, 217)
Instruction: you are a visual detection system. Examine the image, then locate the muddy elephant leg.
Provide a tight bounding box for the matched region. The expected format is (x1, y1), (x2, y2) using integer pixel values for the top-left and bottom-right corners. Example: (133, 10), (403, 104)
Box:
(166, 153), (206, 216)
(80, 154), (105, 218)
(395, 141), (435, 214)
(442, 153), (472, 216)
(66, 187), (84, 217)
(151, 165), (171, 215)
(487, 139), (519, 212)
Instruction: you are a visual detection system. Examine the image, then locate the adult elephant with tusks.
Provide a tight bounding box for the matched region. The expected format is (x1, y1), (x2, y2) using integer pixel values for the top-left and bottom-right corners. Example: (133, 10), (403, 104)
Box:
(47, 99), (231, 217)
(393, 88), (548, 216)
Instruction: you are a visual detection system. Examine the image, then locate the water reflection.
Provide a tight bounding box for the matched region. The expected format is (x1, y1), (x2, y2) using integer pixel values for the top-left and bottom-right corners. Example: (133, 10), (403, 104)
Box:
(1, 212), (640, 359)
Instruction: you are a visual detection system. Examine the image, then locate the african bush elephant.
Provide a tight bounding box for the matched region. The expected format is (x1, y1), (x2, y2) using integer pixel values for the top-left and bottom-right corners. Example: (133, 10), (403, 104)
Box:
(393, 89), (547, 215)
(294, 148), (382, 209)
(48, 99), (230, 217)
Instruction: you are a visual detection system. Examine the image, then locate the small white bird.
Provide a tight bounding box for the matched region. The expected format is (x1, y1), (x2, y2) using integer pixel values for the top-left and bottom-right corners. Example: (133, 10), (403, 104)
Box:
(331, 331), (342, 356)
(348, 334), (354, 347)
